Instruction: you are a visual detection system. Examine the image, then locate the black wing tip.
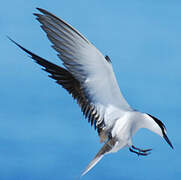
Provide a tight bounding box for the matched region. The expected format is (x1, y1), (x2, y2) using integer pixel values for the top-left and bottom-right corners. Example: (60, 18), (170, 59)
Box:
(35, 8), (55, 18)
(8, 36), (25, 52)
(33, 13), (40, 17)
(33, 8), (47, 18)
(7, 36), (18, 46)
(33, 8), (45, 17)
(8, 36), (34, 58)
(36, 7), (46, 13)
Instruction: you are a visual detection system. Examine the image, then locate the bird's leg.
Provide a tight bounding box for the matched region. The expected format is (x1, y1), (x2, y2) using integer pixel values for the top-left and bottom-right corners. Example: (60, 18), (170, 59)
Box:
(132, 145), (152, 153)
(129, 146), (151, 156)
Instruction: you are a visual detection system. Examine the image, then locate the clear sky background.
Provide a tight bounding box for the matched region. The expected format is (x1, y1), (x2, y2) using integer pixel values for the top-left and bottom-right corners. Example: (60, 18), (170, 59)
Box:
(1, 0), (181, 179)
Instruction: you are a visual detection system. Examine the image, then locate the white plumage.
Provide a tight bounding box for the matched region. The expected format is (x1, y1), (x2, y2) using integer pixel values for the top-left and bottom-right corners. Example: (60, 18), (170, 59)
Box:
(9, 8), (173, 177)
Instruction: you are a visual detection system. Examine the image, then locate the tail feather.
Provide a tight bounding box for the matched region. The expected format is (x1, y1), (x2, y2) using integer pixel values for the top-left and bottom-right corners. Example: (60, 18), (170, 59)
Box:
(81, 154), (104, 176)
(81, 138), (116, 176)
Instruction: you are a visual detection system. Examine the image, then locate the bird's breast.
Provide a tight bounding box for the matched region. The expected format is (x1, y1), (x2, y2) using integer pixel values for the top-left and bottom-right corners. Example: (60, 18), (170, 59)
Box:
(111, 116), (132, 142)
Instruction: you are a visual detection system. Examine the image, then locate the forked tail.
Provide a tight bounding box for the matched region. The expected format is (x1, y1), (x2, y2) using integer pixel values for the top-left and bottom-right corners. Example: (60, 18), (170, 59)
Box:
(81, 138), (116, 176)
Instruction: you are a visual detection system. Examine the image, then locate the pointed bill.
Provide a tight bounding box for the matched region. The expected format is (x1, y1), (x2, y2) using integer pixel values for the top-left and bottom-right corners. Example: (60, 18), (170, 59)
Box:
(163, 133), (174, 149)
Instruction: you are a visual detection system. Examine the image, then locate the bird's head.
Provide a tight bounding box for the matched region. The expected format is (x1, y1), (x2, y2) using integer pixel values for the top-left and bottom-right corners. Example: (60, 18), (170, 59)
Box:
(146, 114), (173, 149)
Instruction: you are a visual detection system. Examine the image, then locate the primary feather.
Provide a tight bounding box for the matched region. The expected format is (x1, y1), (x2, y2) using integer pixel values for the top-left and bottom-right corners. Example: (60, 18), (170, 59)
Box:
(9, 8), (133, 176)
(9, 8), (173, 177)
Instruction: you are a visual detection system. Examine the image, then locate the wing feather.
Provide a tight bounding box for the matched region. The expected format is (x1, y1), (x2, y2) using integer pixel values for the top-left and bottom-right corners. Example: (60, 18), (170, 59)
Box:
(33, 8), (131, 129)
(9, 38), (105, 132)
(10, 8), (131, 136)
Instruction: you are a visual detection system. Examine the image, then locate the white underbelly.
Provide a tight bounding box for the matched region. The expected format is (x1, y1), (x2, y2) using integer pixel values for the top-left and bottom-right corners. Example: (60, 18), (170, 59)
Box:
(109, 140), (128, 153)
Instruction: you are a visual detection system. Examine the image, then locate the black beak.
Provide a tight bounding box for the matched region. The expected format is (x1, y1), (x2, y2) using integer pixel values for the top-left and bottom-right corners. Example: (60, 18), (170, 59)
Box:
(163, 133), (174, 149)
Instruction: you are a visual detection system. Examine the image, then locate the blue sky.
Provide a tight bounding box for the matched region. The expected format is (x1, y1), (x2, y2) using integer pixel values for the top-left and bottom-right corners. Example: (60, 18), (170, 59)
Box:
(1, 0), (181, 179)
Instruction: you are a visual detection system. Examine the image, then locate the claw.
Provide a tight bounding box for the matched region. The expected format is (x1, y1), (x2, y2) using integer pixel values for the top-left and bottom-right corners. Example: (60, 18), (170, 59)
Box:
(129, 146), (152, 156)
(132, 145), (152, 153)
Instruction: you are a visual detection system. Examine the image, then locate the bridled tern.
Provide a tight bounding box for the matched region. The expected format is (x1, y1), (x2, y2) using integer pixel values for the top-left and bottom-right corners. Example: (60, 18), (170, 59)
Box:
(9, 8), (173, 176)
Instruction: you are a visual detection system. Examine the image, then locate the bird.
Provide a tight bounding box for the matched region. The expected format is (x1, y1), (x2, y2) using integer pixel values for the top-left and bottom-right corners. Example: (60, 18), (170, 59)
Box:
(9, 8), (173, 176)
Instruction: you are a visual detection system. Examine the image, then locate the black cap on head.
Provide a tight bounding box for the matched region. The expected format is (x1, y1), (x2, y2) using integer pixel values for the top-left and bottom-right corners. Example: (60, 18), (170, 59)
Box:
(147, 114), (174, 149)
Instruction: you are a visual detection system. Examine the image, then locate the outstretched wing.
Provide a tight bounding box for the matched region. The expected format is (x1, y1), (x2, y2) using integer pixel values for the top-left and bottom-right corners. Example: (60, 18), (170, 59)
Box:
(9, 38), (105, 131)
(10, 8), (131, 133)
(34, 8), (131, 125)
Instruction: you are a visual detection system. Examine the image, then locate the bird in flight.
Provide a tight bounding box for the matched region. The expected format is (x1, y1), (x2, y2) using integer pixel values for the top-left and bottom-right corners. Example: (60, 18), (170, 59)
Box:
(9, 8), (173, 176)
